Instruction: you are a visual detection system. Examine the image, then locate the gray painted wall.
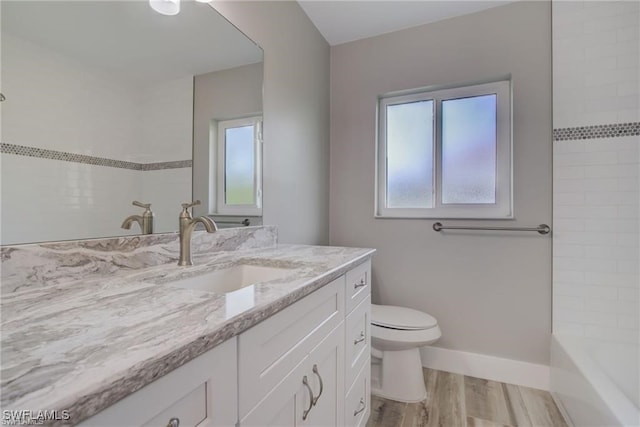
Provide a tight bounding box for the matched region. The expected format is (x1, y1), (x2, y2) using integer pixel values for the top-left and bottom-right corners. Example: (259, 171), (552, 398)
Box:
(211, 1), (330, 245)
(193, 62), (263, 216)
(329, 2), (553, 364)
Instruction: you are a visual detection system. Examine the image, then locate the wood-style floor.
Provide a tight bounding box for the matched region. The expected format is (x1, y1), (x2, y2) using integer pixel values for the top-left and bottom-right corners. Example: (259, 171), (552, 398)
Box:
(366, 368), (567, 427)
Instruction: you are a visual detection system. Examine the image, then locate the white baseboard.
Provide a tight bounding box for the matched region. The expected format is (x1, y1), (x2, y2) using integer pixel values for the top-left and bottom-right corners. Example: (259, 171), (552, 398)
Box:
(420, 346), (550, 391)
(551, 391), (575, 427)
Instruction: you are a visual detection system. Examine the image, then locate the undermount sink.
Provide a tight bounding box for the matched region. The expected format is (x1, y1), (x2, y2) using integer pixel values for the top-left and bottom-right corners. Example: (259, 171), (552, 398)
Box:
(167, 264), (293, 294)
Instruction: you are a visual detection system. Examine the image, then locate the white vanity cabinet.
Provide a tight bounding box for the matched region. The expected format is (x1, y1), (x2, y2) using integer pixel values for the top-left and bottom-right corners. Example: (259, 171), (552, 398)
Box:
(78, 338), (237, 427)
(237, 276), (345, 418)
(238, 259), (371, 427)
(238, 276), (345, 426)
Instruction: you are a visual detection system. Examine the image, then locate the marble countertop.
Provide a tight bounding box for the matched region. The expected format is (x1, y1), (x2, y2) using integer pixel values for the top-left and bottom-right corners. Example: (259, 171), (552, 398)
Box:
(1, 242), (374, 425)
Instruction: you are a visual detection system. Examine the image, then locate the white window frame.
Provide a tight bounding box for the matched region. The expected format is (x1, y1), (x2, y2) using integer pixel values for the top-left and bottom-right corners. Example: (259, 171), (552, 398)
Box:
(376, 80), (512, 219)
(215, 116), (262, 216)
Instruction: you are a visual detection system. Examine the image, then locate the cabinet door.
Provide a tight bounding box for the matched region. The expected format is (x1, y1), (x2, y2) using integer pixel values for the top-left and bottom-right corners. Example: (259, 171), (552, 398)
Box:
(240, 355), (309, 427)
(239, 277), (345, 417)
(302, 324), (345, 427)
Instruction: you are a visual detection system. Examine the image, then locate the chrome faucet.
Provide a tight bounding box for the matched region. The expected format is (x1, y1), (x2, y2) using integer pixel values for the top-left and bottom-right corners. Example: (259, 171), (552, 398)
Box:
(178, 200), (218, 266)
(121, 201), (154, 234)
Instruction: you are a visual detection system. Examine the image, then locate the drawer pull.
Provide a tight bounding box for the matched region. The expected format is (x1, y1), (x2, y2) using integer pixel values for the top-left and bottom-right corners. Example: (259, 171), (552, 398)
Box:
(311, 364), (323, 406)
(354, 278), (366, 289)
(353, 398), (366, 416)
(302, 376), (314, 420)
(167, 418), (180, 427)
(354, 331), (366, 345)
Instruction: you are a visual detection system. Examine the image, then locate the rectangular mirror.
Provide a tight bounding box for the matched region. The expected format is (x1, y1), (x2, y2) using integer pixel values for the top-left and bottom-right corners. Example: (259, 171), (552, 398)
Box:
(1, 0), (263, 245)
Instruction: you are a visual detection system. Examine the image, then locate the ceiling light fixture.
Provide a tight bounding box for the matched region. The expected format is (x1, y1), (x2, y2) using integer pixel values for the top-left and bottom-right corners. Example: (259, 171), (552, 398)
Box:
(149, 0), (180, 16)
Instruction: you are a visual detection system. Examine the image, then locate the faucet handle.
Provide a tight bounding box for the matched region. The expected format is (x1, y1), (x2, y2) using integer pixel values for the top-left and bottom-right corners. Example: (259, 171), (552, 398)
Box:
(133, 201), (151, 209)
(181, 200), (201, 210)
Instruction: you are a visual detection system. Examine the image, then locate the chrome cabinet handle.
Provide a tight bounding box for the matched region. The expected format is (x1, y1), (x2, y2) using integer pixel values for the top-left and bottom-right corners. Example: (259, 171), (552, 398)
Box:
(353, 398), (366, 416)
(354, 331), (366, 345)
(354, 278), (366, 289)
(302, 376), (314, 420)
(311, 364), (323, 406)
(167, 418), (180, 427)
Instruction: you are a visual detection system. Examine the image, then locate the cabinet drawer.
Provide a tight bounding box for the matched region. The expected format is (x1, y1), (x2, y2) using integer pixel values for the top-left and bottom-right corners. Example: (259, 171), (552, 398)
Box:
(345, 295), (370, 388)
(79, 338), (237, 427)
(345, 358), (370, 427)
(345, 260), (371, 313)
(142, 384), (206, 427)
(239, 276), (345, 417)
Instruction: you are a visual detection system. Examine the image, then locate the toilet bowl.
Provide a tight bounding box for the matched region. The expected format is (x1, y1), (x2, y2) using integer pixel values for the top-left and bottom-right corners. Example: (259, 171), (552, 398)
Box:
(370, 304), (441, 403)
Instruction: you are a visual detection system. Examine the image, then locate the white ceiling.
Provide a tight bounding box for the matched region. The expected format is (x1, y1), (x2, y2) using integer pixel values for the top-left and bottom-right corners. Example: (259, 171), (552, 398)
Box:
(1, 1), (263, 85)
(298, 1), (515, 46)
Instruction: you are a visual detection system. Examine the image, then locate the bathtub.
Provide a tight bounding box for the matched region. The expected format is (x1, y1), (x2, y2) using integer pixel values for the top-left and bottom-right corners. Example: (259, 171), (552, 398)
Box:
(551, 335), (640, 426)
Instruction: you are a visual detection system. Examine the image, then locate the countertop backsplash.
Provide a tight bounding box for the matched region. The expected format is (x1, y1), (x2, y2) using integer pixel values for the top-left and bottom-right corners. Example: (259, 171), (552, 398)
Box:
(0, 225), (278, 294)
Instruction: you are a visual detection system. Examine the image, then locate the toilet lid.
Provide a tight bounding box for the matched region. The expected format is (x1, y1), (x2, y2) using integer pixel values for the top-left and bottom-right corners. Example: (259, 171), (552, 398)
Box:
(372, 304), (438, 330)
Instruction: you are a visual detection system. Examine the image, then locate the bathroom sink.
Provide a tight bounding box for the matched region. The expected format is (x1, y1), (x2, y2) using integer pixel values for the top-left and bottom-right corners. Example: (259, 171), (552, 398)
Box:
(167, 264), (292, 294)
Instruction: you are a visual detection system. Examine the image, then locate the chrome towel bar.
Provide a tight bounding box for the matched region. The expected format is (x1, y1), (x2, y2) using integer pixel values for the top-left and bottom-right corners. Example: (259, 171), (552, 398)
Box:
(216, 218), (250, 226)
(432, 222), (551, 235)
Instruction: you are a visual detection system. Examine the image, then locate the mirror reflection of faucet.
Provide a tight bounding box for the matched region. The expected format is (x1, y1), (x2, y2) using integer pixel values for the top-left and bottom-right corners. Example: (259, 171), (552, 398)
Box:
(121, 201), (154, 235)
(178, 200), (218, 266)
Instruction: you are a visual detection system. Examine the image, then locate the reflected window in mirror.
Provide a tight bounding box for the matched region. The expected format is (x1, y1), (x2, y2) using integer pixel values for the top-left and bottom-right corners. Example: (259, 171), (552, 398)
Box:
(214, 116), (262, 216)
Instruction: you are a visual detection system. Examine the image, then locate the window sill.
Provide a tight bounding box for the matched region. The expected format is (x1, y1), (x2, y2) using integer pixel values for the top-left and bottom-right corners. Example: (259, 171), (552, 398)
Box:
(374, 211), (514, 220)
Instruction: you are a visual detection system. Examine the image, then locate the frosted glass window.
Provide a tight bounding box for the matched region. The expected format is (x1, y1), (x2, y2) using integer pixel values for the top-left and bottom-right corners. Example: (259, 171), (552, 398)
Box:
(442, 94), (497, 204)
(224, 125), (255, 205)
(377, 79), (511, 218)
(386, 101), (434, 208)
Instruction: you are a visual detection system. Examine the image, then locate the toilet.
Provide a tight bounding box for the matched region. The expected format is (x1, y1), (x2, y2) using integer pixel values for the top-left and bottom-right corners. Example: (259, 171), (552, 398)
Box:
(370, 304), (441, 403)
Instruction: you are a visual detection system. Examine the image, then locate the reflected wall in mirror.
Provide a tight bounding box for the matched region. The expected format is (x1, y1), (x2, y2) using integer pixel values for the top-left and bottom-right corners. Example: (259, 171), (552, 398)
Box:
(192, 60), (263, 221)
(0, 1), (263, 245)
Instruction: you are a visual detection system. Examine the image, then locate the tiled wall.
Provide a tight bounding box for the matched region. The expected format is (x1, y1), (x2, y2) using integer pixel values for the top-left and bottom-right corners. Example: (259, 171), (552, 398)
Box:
(554, 137), (639, 342)
(1, 155), (142, 244)
(1, 34), (192, 245)
(553, 1), (639, 127)
(141, 169), (192, 233)
(552, 1), (639, 343)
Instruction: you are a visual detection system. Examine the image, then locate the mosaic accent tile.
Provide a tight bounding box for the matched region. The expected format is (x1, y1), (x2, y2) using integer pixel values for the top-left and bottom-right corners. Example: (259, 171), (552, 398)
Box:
(554, 122), (640, 141)
(141, 160), (193, 171)
(0, 143), (192, 170)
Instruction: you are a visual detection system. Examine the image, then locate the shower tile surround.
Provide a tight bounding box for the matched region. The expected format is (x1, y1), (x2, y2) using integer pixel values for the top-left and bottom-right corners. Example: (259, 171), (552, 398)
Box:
(0, 226), (375, 424)
(552, 0), (640, 343)
(553, 135), (639, 342)
(0, 142), (193, 242)
(1, 34), (194, 245)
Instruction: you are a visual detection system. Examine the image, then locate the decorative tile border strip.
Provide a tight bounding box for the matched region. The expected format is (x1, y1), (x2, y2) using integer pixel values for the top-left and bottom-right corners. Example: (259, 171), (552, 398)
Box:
(142, 160), (192, 171)
(554, 122), (640, 141)
(0, 143), (192, 170)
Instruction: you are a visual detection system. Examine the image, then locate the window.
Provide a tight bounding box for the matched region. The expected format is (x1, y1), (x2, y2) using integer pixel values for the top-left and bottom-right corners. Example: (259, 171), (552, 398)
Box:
(376, 80), (512, 219)
(215, 116), (262, 215)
